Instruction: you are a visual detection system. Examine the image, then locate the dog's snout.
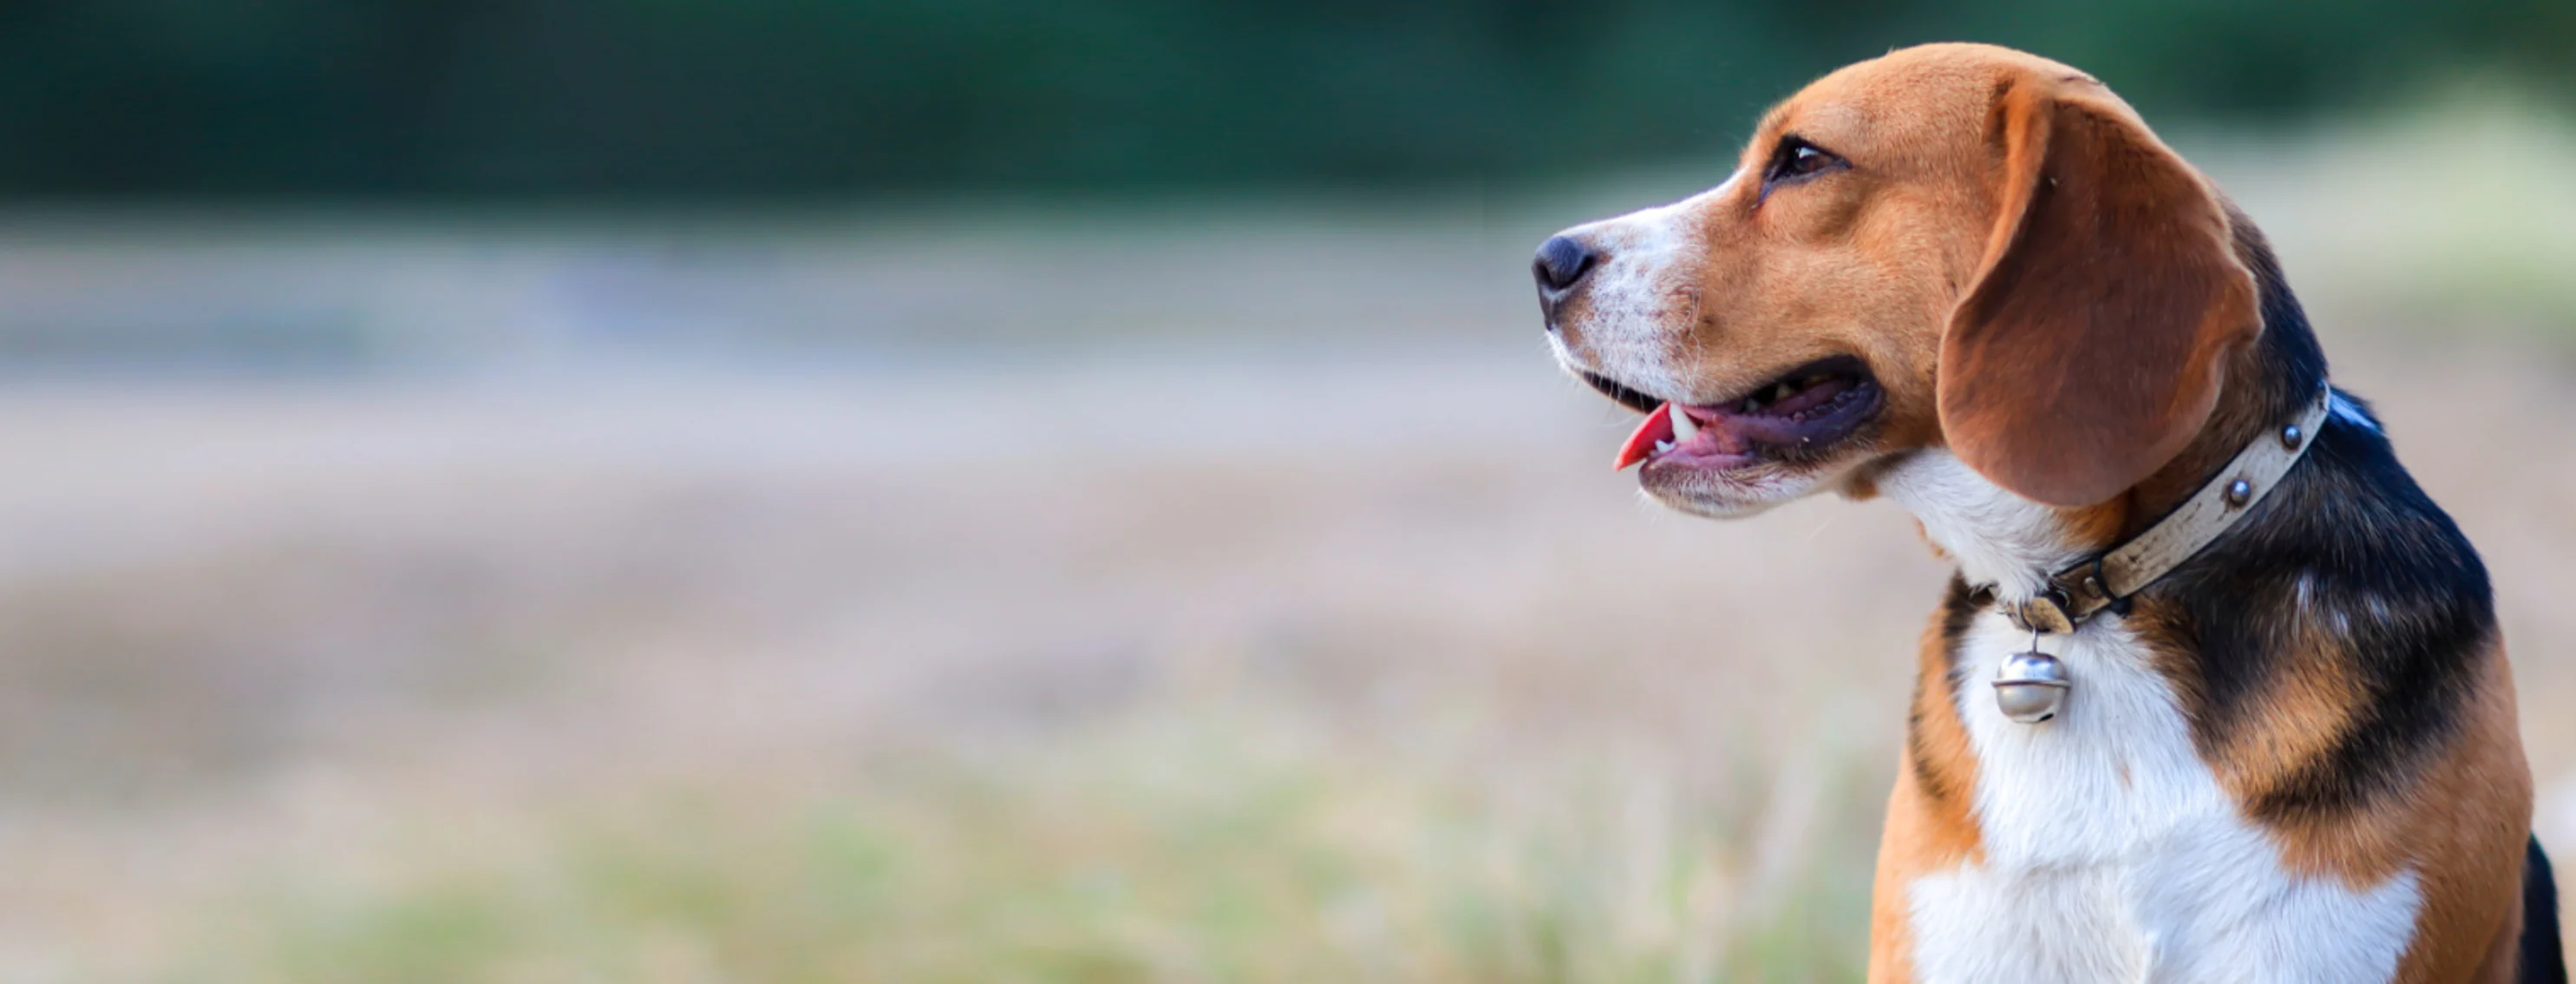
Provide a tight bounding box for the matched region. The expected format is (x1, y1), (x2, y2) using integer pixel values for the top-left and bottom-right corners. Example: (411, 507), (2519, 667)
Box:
(1533, 235), (1599, 298)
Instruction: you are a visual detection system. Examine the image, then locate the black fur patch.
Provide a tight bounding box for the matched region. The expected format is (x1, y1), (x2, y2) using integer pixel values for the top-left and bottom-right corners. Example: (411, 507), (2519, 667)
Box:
(1908, 577), (1982, 808)
(2525, 835), (2566, 984)
(2146, 237), (2495, 824)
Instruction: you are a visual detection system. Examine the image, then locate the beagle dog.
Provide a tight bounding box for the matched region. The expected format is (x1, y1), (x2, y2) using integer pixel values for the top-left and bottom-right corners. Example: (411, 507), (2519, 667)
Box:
(1533, 43), (2563, 983)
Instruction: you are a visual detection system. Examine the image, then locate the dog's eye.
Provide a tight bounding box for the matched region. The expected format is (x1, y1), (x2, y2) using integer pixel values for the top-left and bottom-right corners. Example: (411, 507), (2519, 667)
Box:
(1764, 137), (1846, 187)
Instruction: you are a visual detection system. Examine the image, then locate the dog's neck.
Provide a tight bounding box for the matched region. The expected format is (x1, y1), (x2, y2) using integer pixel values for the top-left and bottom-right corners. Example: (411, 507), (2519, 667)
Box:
(1876, 452), (2077, 600)
(2109, 217), (2331, 544)
(1883, 216), (2330, 604)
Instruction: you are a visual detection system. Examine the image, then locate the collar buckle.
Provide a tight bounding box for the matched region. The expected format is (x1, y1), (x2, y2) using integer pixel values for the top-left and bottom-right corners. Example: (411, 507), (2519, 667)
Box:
(1999, 384), (2333, 636)
(2014, 586), (2078, 635)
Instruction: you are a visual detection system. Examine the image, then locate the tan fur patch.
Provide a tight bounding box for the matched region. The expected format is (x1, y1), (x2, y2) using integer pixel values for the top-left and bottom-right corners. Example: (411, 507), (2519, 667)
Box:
(1873, 605), (1984, 981)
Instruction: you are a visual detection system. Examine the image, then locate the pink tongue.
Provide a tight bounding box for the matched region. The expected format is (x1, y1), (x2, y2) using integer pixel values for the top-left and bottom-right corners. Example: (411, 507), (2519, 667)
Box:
(1614, 403), (1675, 470)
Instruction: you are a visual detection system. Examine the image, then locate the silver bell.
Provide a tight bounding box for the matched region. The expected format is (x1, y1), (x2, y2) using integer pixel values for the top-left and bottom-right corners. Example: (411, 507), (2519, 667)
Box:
(1992, 651), (2071, 724)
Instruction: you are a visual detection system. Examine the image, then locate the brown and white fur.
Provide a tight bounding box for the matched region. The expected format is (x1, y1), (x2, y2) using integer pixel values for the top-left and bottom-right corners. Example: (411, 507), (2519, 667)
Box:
(1533, 43), (2560, 983)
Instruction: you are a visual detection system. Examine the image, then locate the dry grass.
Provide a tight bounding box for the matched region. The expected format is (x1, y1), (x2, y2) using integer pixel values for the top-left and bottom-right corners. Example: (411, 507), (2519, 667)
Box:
(0, 361), (1936, 981)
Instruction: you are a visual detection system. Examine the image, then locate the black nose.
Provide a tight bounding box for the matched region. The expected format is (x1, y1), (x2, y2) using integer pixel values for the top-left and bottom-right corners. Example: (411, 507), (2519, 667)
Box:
(1532, 235), (1599, 295)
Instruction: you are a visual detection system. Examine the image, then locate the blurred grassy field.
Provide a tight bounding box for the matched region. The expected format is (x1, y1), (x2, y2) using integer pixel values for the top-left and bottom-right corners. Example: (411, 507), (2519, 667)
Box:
(0, 110), (2570, 983)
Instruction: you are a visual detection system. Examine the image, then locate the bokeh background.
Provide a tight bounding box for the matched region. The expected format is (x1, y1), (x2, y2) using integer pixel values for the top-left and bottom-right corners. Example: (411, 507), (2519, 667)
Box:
(2, 3), (2573, 981)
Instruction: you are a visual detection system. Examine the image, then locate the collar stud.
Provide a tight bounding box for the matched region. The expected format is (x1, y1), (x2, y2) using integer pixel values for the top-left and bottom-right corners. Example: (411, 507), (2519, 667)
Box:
(1984, 385), (2335, 725)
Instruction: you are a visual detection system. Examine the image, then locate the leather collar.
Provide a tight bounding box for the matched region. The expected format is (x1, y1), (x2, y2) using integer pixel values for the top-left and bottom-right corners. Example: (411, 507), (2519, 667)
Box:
(2005, 385), (2335, 634)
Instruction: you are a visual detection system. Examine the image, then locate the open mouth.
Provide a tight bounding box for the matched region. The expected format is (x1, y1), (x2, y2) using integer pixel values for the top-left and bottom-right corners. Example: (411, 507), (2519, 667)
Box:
(1585, 356), (1882, 471)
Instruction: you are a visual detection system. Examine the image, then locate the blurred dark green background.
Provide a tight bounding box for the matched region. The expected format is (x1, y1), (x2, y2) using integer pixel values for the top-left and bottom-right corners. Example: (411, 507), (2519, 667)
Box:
(4, 0), (2571, 200)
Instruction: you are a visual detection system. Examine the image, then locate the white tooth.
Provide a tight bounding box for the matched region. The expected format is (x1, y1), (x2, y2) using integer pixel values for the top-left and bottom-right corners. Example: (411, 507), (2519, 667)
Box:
(1670, 409), (1699, 442)
(1774, 382), (1797, 403)
(1655, 440), (1674, 453)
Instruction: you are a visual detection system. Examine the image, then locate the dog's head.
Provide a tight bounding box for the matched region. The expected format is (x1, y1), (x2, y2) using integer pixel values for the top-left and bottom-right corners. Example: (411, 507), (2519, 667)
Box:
(1539, 43), (2259, 517)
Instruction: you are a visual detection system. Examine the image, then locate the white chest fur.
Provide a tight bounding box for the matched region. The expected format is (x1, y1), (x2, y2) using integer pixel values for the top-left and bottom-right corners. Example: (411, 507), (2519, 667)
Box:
(1878, 453), (2423, 984)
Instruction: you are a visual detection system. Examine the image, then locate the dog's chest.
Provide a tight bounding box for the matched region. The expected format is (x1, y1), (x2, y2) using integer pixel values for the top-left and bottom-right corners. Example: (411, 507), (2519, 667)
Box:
(1903, 613), (2423, 984)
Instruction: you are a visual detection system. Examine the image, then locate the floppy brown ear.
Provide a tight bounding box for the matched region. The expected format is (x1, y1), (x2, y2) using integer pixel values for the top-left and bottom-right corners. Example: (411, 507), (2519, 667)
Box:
(1938, 80), (2260, 507)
